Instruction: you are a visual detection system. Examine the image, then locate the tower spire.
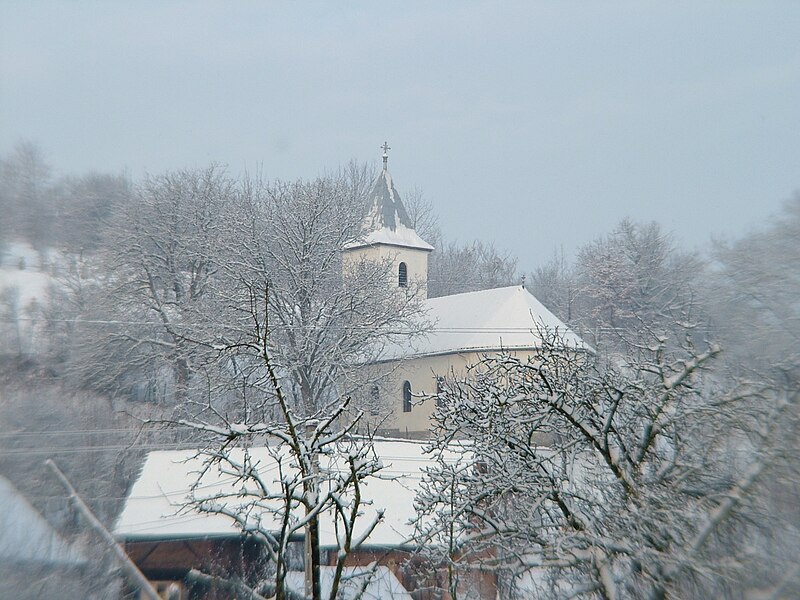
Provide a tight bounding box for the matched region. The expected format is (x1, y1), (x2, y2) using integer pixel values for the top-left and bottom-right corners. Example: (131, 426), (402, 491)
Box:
(381, 141), (391, 171)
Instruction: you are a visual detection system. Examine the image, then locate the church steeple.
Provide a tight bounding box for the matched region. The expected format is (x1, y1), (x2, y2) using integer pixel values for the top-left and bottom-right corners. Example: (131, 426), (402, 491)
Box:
(342, 144), (433, 297)
(350, 145), (434, 252)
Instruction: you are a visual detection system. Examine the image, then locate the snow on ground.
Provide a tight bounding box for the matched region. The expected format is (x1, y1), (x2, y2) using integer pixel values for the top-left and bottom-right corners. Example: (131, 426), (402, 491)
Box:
(0, 241), (62, 355)
(0, 241), (56, 308)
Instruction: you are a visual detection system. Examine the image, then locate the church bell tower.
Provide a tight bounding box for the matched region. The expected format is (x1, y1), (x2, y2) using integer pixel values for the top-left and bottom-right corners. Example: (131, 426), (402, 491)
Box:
(343, 142), (434, 298)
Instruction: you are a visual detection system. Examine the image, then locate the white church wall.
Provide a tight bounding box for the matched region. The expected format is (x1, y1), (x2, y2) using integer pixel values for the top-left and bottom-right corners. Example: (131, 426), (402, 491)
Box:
(343, 244), (429, 299)
(383, 349), (538, 435)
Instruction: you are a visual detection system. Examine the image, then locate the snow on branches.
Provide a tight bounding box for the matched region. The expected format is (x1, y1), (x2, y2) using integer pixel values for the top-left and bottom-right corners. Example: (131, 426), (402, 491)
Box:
(416, 324), (786, 600)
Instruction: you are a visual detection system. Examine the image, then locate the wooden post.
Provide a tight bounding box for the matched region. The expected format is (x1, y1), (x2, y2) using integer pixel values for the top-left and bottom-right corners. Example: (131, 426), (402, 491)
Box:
(45, 459), (162, 600)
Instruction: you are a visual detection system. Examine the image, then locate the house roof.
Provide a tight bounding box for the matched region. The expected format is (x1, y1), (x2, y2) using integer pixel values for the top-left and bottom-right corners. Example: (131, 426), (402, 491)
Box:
(114, 440), (468, 548)
(345, 170), (434, 252)
(284, 566), (412, 600)
(380, 285), (588, 361)
(0, 476), (86, 568)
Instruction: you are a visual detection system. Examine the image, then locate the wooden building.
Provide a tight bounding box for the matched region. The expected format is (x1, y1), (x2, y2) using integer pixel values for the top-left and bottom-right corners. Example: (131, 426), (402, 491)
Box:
(115, 440), (496, 599)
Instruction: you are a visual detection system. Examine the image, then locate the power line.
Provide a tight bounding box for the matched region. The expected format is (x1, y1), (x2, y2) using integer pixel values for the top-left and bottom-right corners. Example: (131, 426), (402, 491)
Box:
(0, 316), (564, 334)
(0, 427), (157, 437)
(0, 443), (193, 455)
(0, 443), (465, 462)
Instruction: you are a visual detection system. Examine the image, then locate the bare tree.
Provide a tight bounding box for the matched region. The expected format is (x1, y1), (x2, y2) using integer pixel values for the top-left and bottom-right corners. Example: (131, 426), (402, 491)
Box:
(402, 185), (442, 249)
(170, 339), (389, 600)
(52, 171), (131, 253)
(710, 193), (800, 379)
(428, 239), (518, 298)
(67, 165), (234, 403)
(128, 168), (430, 599)
(570, 219), (705, 350)
(0, 141), (54, 250)
(203, 170), (428, 415)
(415, 321), (789, 599)
(529, 248), (580, 324)
(706, 193), (800, 597)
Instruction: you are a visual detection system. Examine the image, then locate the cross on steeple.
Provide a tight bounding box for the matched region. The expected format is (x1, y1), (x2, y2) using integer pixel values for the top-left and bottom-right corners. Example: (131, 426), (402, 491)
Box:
(381, 141), (391, 171)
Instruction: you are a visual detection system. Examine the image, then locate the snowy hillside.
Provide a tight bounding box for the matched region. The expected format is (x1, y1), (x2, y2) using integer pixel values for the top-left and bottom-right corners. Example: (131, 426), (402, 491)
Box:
(0, 241), (60, 357)
(0, 241), (54, 306)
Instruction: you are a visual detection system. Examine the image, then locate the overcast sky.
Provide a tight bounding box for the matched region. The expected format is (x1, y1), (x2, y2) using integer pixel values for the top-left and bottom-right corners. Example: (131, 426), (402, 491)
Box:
(1, 2), (798, 268)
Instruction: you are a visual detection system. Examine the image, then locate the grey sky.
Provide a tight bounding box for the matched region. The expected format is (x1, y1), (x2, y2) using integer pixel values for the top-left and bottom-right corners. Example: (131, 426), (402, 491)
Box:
(2, 2), (798, 268)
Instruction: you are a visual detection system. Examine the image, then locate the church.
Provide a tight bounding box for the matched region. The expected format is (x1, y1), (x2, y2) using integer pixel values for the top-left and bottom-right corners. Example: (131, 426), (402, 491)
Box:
(112, 148), (588, 600)
(344, 146), (586, 436)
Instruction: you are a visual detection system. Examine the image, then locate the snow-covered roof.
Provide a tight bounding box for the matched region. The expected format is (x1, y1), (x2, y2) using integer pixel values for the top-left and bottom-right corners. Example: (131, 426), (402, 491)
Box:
(345, 170), (434, 252)
(379, 285), (588, 360)
(284, 566), (412, 600)
(114, 440), (465, 548)
(0, 476), (86, 568)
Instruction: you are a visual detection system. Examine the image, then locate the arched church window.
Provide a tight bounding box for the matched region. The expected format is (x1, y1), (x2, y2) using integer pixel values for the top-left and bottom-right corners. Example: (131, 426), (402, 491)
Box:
(402, 381), (412, 412)
(398, 262), (408, 288)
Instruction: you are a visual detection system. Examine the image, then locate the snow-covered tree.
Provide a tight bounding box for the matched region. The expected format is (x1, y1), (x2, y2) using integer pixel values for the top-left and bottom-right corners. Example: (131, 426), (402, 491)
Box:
(574, 219), (704, 348)
(710, 193), (800, 380)
(529, 248), (580, 324)
(528, 220), (706, 352)
(206, 169), (427, 416)
(123, 167), (431, 599)
(428, 239), (518, 298)
(706, 193), (800, 597)
(415, 322), (790, 599)
(0, 141), (54, 250)
(171, 343), (391, 600)
(67, 165), (233, 403)
(52, 171), (131, 253)
(402, 185), (442, 250)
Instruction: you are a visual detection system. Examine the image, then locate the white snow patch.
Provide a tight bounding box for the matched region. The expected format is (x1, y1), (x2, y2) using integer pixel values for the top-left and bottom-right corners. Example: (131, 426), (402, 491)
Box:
(0, 242), (56, 308)
(0, 476), (86, 566)
(0, 269), (50, 308)
(114, 440), (466, 548)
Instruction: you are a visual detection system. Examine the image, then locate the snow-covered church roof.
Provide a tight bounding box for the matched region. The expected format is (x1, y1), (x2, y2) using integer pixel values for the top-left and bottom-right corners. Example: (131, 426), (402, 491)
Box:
(346, 169), (434, 252)
(382, 285), (589, 360)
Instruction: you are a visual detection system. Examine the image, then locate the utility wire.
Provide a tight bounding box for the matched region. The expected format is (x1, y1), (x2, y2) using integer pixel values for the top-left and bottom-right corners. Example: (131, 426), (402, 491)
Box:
(0, 316), (563, 334)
